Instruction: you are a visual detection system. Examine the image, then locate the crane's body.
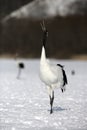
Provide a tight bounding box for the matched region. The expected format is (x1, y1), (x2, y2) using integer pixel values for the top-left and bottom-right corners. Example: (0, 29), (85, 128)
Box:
(39, 22), (68, 114)
(40, 47), (64, 87)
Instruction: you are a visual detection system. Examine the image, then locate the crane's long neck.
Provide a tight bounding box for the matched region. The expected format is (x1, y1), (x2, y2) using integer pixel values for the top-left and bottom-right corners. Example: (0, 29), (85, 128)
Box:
(40, 28), (48, 64)
(40, 46), (46, 63)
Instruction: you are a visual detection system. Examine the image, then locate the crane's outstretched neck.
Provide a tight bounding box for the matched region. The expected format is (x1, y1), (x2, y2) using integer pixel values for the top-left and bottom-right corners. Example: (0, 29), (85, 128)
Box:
(42, 29), (48, 48)
(40, 21), (48, 48)
(41, 46), (46, 63)
(40, 22), (48, 63)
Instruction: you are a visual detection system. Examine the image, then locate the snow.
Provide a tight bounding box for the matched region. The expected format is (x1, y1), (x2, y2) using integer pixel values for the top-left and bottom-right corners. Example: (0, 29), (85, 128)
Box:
(0, 59), (87, 130)
(2, 0), (86, 23)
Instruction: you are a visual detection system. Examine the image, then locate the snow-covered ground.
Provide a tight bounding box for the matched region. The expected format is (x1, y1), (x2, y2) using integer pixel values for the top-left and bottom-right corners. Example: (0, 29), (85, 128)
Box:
(0, 59), (87, 130)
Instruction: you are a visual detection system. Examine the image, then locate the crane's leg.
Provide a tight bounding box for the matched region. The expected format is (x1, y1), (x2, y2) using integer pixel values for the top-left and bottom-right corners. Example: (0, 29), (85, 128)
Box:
(17, 67), (21, 79)
(50, 91), (54, 114)
(47, 86), (54, 114)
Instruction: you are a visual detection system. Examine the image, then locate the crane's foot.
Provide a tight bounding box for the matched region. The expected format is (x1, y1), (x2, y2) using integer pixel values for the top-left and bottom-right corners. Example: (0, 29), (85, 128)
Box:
(50, 108), (53, 114)
(49, 91), (54, 114)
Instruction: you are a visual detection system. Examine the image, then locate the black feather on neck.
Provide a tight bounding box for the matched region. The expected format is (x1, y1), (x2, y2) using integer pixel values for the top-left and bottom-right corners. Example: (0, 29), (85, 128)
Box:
(42, 29), (48, 48)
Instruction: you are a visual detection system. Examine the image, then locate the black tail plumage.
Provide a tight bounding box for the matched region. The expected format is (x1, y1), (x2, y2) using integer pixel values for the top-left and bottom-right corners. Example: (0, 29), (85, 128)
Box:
(57, 64), (68, 86)
(19, 63), (24, 69)
(62, 69), (68, 86)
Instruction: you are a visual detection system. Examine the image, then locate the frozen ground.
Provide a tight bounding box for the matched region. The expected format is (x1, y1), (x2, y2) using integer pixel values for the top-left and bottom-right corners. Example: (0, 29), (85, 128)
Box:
(0, 59), (87, 130)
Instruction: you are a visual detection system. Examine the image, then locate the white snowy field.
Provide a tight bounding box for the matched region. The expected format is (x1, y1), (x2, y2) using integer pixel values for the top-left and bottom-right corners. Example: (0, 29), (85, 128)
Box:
(0, 59), (87, 130)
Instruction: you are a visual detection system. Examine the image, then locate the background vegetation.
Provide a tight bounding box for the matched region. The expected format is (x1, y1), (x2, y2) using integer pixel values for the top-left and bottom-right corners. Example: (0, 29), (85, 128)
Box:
(0, 0), (87, 59)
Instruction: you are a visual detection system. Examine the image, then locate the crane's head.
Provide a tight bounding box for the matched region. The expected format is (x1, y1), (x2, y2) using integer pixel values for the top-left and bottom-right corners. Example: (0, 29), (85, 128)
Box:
(40, 21), (48, 48)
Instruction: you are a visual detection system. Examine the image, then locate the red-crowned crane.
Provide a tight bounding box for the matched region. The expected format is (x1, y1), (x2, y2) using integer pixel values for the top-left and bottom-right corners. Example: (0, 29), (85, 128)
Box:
(15, 53), (25, 79)
(39, 22), (68, 114)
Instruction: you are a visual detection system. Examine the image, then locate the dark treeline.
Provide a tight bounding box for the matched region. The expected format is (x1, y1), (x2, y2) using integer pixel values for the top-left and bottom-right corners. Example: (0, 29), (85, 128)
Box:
(0, 0), (87, 59)
(0, 16), (87, 59)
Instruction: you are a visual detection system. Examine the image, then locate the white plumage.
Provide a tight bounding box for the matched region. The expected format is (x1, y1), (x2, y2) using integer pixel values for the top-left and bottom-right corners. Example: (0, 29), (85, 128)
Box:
(39, 22), (68, 114)
(40, 47), (63, 87)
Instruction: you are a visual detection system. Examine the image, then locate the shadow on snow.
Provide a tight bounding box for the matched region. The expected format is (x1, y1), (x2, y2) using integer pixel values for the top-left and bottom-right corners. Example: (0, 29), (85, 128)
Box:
(48, 106), (69, 113)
